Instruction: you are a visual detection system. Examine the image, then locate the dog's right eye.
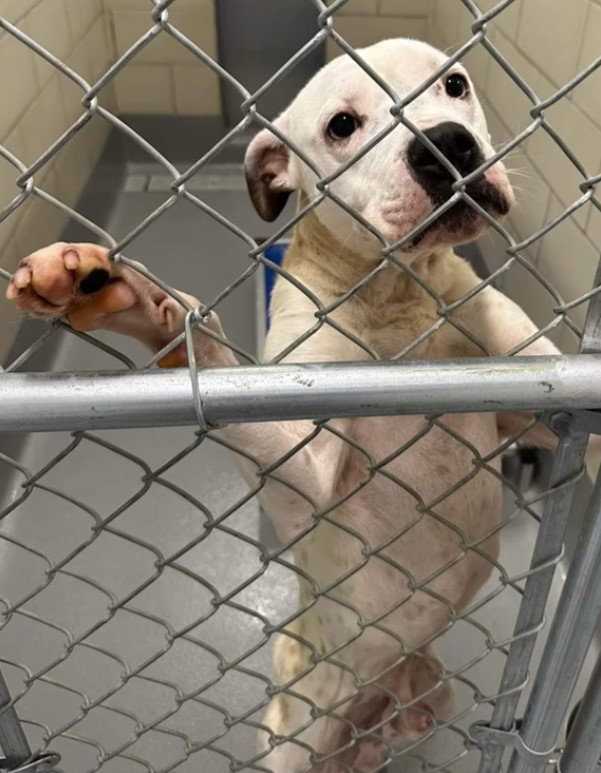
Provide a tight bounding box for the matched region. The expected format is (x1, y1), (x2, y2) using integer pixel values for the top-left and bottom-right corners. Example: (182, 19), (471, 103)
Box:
(445, 73), (469, 99)
(327, 112), (359, 140)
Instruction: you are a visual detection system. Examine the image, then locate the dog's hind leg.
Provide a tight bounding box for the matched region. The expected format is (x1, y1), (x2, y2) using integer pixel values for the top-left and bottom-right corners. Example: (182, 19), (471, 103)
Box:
(258, 611), (362, 773)
(259, 626), (455, 773)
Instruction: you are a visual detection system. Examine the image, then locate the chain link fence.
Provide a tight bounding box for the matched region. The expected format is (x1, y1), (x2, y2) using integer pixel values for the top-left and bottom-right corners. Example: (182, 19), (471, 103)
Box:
(1, 0), (601, 771)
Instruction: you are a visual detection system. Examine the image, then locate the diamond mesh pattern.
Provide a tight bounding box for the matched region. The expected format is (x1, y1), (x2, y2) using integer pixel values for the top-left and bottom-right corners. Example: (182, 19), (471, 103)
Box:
(0, 1), (600, 771)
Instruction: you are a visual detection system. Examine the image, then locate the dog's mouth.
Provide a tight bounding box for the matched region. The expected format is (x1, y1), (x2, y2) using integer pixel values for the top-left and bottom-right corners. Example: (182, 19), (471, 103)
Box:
(407, 178), (510, 249)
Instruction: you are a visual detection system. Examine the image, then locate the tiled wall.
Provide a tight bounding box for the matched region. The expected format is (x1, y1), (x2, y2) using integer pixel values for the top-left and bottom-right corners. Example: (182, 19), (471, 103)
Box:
(0, 0), (114, 362)
(429, 0), (601, 353)
(327, 0), (432, 59)
(103, 0), (220, 116)
(103, 0), (430, 114)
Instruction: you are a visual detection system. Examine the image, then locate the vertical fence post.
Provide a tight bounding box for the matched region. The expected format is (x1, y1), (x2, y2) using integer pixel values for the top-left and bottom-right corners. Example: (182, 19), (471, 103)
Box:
(0, 669), (31, 770)
(502, 260), (601, 773)
(505, 460), (601, 773)
(476, 259), (601, 773)
(0, 668), (59, 772)
(474, 419), (590, 773)
(558, 647), (601, 773)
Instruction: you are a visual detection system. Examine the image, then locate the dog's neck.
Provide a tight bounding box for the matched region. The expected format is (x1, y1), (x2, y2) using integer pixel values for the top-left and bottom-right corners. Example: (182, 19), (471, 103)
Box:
(286, 208), (457, 303)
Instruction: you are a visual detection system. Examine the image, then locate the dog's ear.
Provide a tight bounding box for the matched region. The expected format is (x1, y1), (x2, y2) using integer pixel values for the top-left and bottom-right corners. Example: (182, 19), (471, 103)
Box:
(244, 128), (294, 222)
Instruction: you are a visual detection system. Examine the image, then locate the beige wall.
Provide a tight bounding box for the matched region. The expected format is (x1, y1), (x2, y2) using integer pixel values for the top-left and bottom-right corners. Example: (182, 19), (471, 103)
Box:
(429, 0), (601, 354)
(0, 0), (114, 362)
(104, 0), (430, 113)
(103, 0), (220, 115)
(327, 0), (432, 59)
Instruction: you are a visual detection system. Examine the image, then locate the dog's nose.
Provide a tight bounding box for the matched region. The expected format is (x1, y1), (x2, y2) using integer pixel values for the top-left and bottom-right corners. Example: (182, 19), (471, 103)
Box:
(407, 121), (482, 180)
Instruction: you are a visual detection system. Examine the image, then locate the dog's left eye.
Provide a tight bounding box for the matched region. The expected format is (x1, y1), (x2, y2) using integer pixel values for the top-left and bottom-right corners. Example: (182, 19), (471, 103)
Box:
(327, 112), (359, 140)
(445, 73), (469, 99)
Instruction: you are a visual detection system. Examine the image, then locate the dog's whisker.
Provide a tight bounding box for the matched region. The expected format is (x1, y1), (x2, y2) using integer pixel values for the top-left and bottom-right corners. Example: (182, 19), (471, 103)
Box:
(505, 166), (535, 179)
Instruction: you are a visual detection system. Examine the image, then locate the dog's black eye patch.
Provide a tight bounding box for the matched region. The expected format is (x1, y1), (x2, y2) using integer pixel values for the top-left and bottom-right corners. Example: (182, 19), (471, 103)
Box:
(445, 73), (469, 99)
(327, 112), (359, 140)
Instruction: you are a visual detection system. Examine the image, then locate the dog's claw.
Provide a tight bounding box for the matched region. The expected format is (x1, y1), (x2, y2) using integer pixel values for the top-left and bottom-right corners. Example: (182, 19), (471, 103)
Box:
(63, 248), (79, 270)
(13, 266), (32, 290)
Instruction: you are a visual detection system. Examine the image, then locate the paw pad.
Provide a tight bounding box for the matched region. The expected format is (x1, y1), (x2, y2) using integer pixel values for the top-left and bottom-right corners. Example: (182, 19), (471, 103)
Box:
(79, 268), (110, 295)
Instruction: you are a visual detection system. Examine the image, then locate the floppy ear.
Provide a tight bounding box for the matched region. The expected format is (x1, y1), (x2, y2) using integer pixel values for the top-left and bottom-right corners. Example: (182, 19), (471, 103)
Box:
(244, 128), (295, 222)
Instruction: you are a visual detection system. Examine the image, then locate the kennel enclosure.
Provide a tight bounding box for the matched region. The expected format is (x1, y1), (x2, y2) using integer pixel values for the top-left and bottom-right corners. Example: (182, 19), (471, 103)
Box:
(1, 1), (601, 771)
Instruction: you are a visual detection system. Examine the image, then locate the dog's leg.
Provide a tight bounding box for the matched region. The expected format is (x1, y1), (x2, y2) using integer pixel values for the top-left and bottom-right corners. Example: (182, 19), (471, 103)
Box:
(258, 612), (357, 773)
(7, 242), (352, 540)
(452, 281), (594, 449)
(258, 626), (455, 773)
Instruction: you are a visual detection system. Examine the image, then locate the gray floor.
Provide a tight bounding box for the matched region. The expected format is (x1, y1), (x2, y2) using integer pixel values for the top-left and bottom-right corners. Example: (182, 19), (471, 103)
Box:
(0, 164), (597, 772)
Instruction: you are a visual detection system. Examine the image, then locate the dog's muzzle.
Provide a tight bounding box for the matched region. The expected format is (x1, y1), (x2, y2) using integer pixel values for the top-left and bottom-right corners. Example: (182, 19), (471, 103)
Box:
(406, 121), (510, 230)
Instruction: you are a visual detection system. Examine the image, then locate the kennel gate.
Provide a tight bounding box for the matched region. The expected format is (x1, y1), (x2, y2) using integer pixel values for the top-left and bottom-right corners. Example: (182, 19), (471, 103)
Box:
(1, 0), (601, 770)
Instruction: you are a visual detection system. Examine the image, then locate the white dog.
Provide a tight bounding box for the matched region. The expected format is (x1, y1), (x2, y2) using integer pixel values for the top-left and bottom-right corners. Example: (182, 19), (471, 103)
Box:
(7, 39), (568, 772)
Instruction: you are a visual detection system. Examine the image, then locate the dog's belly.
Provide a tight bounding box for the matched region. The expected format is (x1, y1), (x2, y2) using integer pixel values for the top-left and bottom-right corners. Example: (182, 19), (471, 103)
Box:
(294, 411), (502, 664)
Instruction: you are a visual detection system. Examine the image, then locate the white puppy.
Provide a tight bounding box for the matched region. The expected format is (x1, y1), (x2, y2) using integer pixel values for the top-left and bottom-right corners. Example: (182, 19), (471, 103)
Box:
(8, 39), (566, 773)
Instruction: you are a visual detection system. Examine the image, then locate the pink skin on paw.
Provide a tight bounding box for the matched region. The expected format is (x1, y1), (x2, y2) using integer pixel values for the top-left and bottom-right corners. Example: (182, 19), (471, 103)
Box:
(8, 244), (116, 316)
(7, 243), (115, 310)
(6, 268), (31, 299)
(13, 266), (32, 289)
(63, 249), (79, 270)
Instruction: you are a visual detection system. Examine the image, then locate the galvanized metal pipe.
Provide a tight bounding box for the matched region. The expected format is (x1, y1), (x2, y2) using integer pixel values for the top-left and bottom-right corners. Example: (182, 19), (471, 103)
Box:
(557, 648), (601, 772)
(1, 355), (601, 433)
(478, 259), (601, 773)
(476, 419), (590, 773)
(508, 465), (601, 773)
(0, 670), (31, 768)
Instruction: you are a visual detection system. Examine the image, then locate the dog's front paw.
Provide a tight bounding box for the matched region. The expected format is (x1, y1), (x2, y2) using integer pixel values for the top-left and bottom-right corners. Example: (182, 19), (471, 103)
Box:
(6, 241), (231, 367)
(6, 241), (193, 339)
(6, 242), (136, 327)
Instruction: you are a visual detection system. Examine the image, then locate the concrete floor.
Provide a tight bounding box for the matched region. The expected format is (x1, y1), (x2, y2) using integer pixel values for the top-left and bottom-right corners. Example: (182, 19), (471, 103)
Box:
(0, 164), (597, 772)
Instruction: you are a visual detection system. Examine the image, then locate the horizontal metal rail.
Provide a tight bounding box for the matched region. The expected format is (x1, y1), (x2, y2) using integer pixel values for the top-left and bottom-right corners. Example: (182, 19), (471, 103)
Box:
(1, 355), (601, 433)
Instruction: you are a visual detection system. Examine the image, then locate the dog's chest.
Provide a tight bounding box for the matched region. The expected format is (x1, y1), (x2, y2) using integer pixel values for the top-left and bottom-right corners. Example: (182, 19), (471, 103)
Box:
(339, 284), (481, 360)
(347, 297), (440, 359)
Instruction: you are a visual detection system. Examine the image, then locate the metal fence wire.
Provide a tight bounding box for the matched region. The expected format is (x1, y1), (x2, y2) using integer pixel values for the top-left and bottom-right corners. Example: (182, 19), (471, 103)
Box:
(1, 0), (601, 771)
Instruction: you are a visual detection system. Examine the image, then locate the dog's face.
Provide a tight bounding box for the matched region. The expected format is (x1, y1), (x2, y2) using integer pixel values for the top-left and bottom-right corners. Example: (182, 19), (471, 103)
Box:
(245, 38), (514, 258)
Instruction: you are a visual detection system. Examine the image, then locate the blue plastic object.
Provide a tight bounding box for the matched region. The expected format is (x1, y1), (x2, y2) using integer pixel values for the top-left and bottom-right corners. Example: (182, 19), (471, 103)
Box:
(262, 242), (289, 326)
